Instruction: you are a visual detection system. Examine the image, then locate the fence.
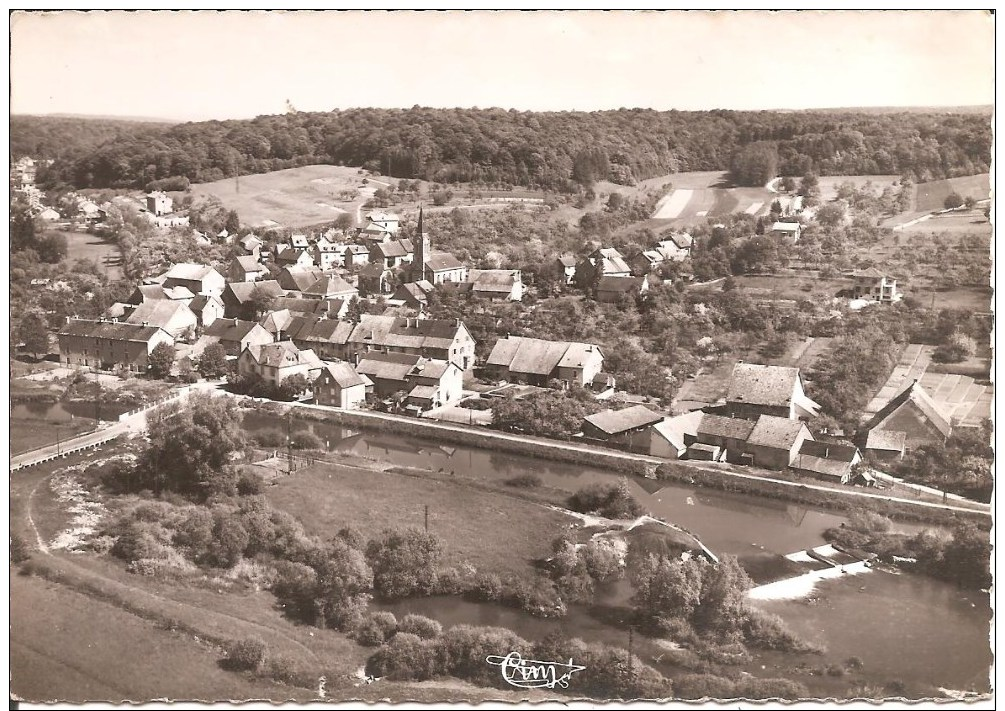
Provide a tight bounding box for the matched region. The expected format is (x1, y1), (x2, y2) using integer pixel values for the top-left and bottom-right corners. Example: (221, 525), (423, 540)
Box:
(117, 386), (193, 422)
(10, 434), (121, 472)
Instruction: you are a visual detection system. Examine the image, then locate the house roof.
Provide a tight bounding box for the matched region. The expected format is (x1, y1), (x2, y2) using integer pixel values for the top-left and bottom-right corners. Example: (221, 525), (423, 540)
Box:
(224, 280), (285, 304)
(345, 245), (369, 255)
(662, 232), (694, 250)
(278, 267), (325, 292)
(164, 263), (219, 281)
(284, 316), (355, 345)
(558, 256), (578, 268)
(290, 234), (310, 248)
(469, 270), (519, 292)
(188, 294), (223, 314)
(57, 319), (169, 343)
(487, 336), (603, 377)
(233, 255), (267, 273)
(746, 415), (810, 450)
(125, 300), (195, 329)
(408, 358), (453, 380)
(269, 296), (332, 317)
(597, 275), (645, 293)
(585, 405), (664, 436)
(302, 274), (357, 298)
(726, 363), (800, 408)
(407, 384), (440, 401)
(862, 380), (952, 440)
(849, 267), (890, 279)
(371, 239), (414, 259)
(696, 414), (756, 441)
(356, 352), (424, 382)
(395, 281), (435, 303)
(772, 222), (800, 232)
(103, 302), (133, 319)
(259, 309), (295, 334)
(651, 410), (705, 454)
(367, 211), (399, 223)
(244, 341), (322, 369)
(798, 439), (859, 462)
(865, 429), (908, 452)
(360, 262), (391, 278)
(316, 361), (367, 389)
(277, 248), (311, 265)
(348, 315), (467, 352)
(425, 251), (465, 272)
(204, 318), (264, 342)
(240, 234), (263, 250)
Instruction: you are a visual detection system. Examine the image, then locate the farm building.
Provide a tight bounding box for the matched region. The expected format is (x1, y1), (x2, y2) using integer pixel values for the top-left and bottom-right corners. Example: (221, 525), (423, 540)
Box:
(582, 405), (665, 451)
(57, 319), (175, 372)
(313, 361), (370, 409)
(347, 315), (476, 371)
(864, 430), (907, 461)
(860, 380), (951, 452)
(771, 222), (802, 243)
(162, 263), (226, 297)
(595, 275), (649, 303)
(124, 300), (198, 341)
(222, 280), (286, 320)
(237, 341), (324, 387)
(648, 410), (705, 459)
(393, 280), (436, 308)
(724, 363), (820, 421)
(793, 440), (863, 483)
(229, 255), (269, 283)
(485, 335), (605, 389)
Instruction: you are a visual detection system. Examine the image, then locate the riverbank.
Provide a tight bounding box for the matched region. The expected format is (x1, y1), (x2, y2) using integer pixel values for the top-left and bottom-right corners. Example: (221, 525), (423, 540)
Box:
(239, 399), (990, 526)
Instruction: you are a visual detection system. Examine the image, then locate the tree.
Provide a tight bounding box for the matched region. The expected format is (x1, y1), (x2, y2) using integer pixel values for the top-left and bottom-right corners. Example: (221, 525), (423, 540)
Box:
(943, 192), (964, 210)
(628, 553), (705, 623)
(248, 284), (276, 320)
(431, 189), (453, 206)
(35, 232), (68, 263)
(346, 295), (363, 324)
(147, 342), (176, 379)
(334, 212), (355, 232)
(799, 173), (820, 200)
(224, 209), (241, 234)
(18, 313), (50, 359)
(134, 393), (246, 499)
(365, 527), (443, 599)
(730, 142), (778, 187)
(197, 342), (229, 379)
(963, 196), (977, 210)
(278, 373), (310, 400)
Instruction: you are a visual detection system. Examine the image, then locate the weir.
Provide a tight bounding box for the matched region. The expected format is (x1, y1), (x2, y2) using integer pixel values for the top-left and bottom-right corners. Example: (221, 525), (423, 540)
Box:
(748, 544), (873, 601)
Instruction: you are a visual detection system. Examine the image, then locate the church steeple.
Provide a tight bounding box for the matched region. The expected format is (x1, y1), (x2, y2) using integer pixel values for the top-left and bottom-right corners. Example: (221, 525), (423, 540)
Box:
(415, 205), (429, 283)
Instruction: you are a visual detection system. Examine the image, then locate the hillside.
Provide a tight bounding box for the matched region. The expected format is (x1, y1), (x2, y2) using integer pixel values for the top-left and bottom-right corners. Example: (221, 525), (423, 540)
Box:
(17, 107), (991, 192)
(10, 115), (174, 162)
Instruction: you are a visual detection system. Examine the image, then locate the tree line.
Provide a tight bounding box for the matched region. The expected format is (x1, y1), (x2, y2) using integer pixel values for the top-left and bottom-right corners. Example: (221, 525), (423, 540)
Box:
(14, 108), (990, 192)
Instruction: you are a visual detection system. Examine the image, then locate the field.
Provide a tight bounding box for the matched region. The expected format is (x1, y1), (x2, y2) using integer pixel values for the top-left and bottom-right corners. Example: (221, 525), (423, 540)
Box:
(914, 174), (990, 212)
(648, 171), (773, 224)
(894, 208), (993, 235)
(265, 460), (573, 577)
(53, 229), (123, 279)
(815, 175), (901, 201)
(11, 418), (95, 455)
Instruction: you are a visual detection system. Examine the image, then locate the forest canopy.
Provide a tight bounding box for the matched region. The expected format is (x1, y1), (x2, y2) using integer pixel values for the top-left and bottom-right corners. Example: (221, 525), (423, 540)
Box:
(12, 107), (991, 191)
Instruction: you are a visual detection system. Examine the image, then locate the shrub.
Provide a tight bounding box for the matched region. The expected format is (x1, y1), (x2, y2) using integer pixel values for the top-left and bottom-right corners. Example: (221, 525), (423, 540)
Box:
(237, 469), (265, 496)
(845, 656), (865, 671)
(653, 616), (699, 646)
(207, 513), (250, 568)
(366, 528), (443, 599)
(742, 608), (822, 654)
(368, 632), (440, 681)
(225, 637), (267, 671)
(580, 539), (623, 582)
(10, 532), (31, 564)
(263, 653), (316, 688)
(504, 473), (542, 488)
(290, 431), (323, 450)
(351, 618), (389, 647)
(398, 614), (442, 640)
(254, 430), (285, 448)
(567, 480), (644, 519)
(469, 572), (503, 601)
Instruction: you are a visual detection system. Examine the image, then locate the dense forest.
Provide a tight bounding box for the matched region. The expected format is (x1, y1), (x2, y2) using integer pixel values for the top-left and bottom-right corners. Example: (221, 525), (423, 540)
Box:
(12, 107), (991, 191)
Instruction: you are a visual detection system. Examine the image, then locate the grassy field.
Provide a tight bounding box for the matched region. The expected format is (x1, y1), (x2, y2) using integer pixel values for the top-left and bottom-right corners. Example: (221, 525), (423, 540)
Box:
(54, 229), (123, 279)
(896, 208), (993, 235)
(649, 171), (773, 224)
(914, 174), (990, 212)
(815, 175), (901, 201)
(265, 460), (574, 577)
(11, 418), (96, 455)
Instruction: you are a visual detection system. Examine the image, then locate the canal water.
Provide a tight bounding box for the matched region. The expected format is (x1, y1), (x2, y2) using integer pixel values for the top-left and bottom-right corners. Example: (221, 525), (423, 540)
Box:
(11, 399), (131, 423)
(243, 412), (993, 695)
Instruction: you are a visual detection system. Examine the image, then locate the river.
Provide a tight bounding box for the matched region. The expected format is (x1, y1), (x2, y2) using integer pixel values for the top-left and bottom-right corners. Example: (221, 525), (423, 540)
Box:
(242, 412), (992, 696)
(12, 399), (131, 423)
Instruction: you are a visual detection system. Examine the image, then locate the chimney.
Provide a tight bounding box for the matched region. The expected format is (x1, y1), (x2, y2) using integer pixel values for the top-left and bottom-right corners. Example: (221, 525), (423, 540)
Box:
(142, 321), (149, 327)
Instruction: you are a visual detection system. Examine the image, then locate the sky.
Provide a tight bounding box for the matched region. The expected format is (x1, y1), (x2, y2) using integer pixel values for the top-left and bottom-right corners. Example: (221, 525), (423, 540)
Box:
(9, 10), (995, 122)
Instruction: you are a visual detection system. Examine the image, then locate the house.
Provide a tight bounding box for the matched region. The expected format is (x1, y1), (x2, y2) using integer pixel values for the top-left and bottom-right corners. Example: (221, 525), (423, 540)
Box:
(860, 380), (951, 452)
(312, 237), (345, 270)
(771, 221), (802, 243)
(124, 300), (198, 341)
(595, 275), (649, 303)
(582, 405), (665, 451)
(358, 263), (395, 296)
(276, 248), (315, 270)
(277, 267), (324, 293)
(343, 244), (370, 267)
(284, 316), (357, 361)
(743, 415), (814, 470)
(354, 352), (463, 410)
(162, 263), (226, 297)
(864, 429), (907, 462)
(370, 239), (415, 270)
(128, 284), (195, 306)
(347, 315), (476, 371)
(411, 219), (467, 285)
(724, 363), (821, 421)
(300, 274), (358, 301)
(146, 192), (173, 216)
(188, 294), (226, 328)
(848, 268), (901, 304)
(359, 211), (400, 241)
(692, 414), (756, 463)
(197, 318), (274, 356)
(794, 440), (863, 483)
(313, 362), (370, 409)
(556, 256), (578, 285)
(229, 255), (269, 283)
(393, 280), (436, 308)
(466, 269), (523, 301)
(38, 207), (61, 221)
(630, 234), (693, 274)
(221, 280), (285, 320)
(648, 410), (705, 459)
(237, 341), (324, 387)
(290, 234), (311, 250)
(574, 247), (632, 288)
(485, 335), (605, 389)
(57, 319), (174, 372)
(239, 234), (264, 259)
(268, 297), (343, 321)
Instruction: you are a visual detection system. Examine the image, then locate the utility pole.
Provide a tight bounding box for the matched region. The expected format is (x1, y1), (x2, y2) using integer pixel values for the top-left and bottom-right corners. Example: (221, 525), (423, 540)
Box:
(286, 410), (294, 475)
(95, 379), (102, 423)
(424, 504), (429, 532)
(55, 423), (61, 456)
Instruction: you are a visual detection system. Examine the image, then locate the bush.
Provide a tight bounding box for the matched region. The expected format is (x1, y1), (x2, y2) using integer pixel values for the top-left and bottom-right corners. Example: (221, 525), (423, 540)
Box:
(352, 617), (389, 647)
(10, 532), (32, 564)
(254, 430), (285, 448)
(504, 473), (542, 488)
(469, 572), (503, 601)
(237, 469), (265, 496)
(366, 528), (443, 599)
(397, 614), (442, 640)
(225, 637), (267, 671)
(290, 431), (323, 450)
(742, 608), (822, 653)
(943, 192), (964, 209)
(262, 653), (317, 688)
(567, 480), (644, 519)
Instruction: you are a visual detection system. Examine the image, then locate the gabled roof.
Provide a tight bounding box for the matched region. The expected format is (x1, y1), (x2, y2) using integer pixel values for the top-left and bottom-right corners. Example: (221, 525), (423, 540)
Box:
(278, 267), (324, 292)
(302, 274), (357, 298)
(651, 410), (705, 454)
(367, 211), (399, 223)
(233, 255), (267, 273)
(597, 275), (645, 293)
(395, 280), (435, 303)
(696, 414), (756, 441)
(798, 439), (860, 463)
(344, 244), (369, 255)
(425, 251), (465, 272)
(371, 239), (414, 259)
(224, 280), (285, 304)
(486, 336), (602, 376)
(407, 384), (440, 401)
(290, 234), (310, 248)
(862, 380), (952, 440)
(468, 269), (519, 292)
(240, 234), (263, 250)
(772, 222), (800, 232)
(57, 319), (169, 343)
(244, 341), (322, 369)
(585, 405), (664, 436)
(269, 296), (333, 317)
(276, 248), (312, 265)
(259, 309), (295, 335)
(558, 255), (578, 268)
(865, 429), (908, 452)
(356, 352), (424, 382)
(746, 415), (810, 450)
(164, 263), (220, 282)
(125, 300), (195, 329)
(849, 267), (890, 279)
(316, 361), (368, 389)
(283, 315), (355, 345)
(204, 318), (264, 342)
(407, 358), (454, 381)
(348, 315), (467, 351)
(189, 294), (224, 314)
(726, 363), (800, 408)
(661, 232), (694, 250)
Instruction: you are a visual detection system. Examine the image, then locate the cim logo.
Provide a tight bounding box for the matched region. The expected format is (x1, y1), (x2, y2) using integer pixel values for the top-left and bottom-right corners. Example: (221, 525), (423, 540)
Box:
(486, 652), (586, 690)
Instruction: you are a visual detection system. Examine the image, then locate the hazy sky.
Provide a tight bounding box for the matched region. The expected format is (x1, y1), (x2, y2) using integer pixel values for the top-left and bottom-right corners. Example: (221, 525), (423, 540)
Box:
(10, 10), (995, 122)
